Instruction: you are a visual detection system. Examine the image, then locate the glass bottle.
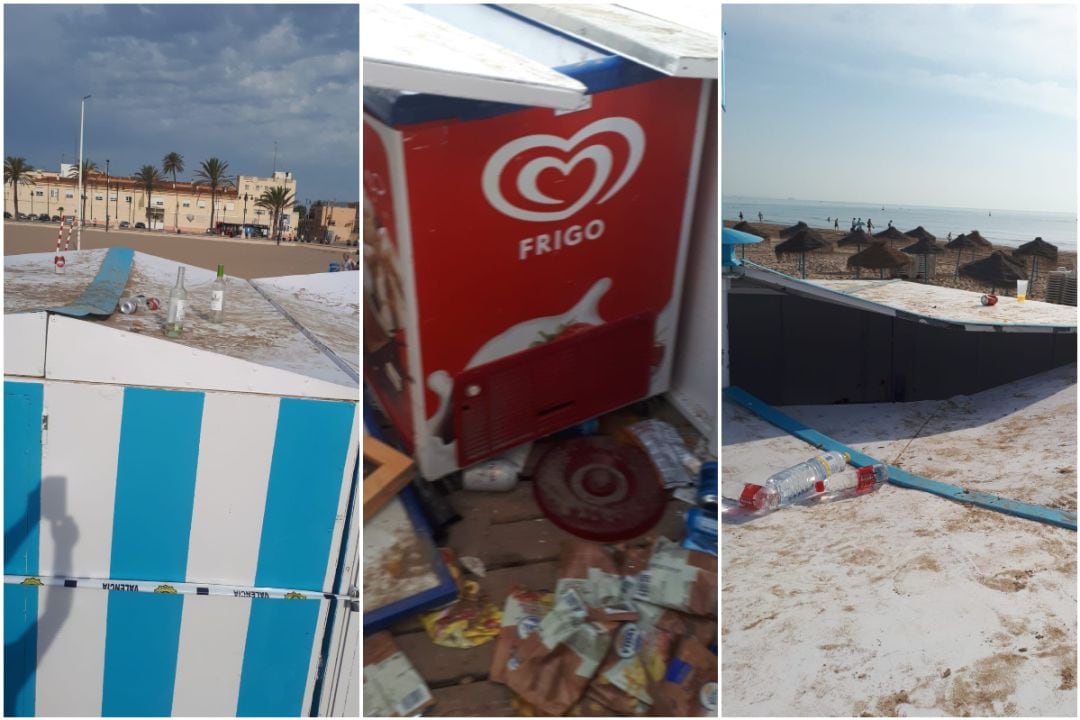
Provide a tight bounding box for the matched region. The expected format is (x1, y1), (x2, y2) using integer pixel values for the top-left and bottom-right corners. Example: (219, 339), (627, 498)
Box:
(165, 267), (187, 337)
(210, 264), (226, 322)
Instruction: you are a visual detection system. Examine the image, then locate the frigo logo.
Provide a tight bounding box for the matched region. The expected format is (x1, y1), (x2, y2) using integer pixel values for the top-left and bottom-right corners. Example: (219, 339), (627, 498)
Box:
(481, 117), (645, 223)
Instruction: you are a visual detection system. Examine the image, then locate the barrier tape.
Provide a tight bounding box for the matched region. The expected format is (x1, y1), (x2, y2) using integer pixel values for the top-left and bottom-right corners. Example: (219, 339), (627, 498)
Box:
(4, 574), (360, 610)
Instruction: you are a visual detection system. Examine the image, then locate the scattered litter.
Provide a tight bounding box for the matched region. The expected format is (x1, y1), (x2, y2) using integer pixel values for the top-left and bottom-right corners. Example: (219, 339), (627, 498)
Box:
(418, 549), (501, 649)
(462, 443), (533, 492)
(489, 587), (556, 685)
(458, 556), (486, 577)
(622, 419), (701, 488)
(363, 632), (434, 717)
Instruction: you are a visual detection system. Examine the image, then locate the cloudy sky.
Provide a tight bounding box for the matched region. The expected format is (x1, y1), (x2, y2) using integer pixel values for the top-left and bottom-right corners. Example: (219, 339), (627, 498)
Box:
(722, 4), (1077, 213)
(4, 4), (358, 204)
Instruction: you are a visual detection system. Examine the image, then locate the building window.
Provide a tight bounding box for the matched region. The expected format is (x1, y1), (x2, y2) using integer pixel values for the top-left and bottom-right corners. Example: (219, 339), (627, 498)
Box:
(125, 196), (132, 203)
(197, 201), (206, 208)
(182, 201), (191, 208)
(50, 189), (58, 198)
(95, 194), (104, 200)
(225, 203), (234, 211)
(109, 194), (117, 201)
(66, 192), (74, 199)
(35, 190), (44, 197)
(155, 200), (164, 206)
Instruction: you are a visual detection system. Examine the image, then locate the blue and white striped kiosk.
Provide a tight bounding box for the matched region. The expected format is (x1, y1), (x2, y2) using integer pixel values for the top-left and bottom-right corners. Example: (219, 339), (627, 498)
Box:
(4, 249), (359, 716)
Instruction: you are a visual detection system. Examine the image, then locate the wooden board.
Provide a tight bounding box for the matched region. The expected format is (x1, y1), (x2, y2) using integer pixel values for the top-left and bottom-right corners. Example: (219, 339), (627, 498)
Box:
(363, 435), (415, 522)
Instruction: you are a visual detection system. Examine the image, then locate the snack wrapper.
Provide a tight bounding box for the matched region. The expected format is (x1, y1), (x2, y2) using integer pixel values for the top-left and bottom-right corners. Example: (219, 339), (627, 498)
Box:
(363, 632), (434, 717)
(647, 635), (717, 717)
(419, 549), (501, 648)
(632, 537), (717, 617)
(490, 587), (555, 685)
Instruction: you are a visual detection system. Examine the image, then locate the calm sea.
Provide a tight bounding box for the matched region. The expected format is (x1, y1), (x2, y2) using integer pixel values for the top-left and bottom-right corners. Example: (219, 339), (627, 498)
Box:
(722, 196), (1078, 252)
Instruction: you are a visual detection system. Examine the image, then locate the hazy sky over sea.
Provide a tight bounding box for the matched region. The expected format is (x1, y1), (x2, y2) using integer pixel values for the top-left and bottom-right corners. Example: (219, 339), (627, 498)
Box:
(722, 4), (1077, 214)
(4, 4), (358, 203)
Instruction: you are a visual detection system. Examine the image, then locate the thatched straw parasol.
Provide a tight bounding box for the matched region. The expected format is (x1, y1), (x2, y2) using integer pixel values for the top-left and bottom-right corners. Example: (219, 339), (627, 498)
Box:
(958, 251), (1028, 294)
(1013, 236), (1058, 283)
(837, 229), (871, 250)
(872, 226), (907, 245)
(733, 221), (769, 259)
(779, 221), (809, 239)
(903, 226), (937, 243)
(900, 237), (945, 283)
(775, 228), (830, 279)
(847, 241), (911, 280)
(945, 233), (979, 277)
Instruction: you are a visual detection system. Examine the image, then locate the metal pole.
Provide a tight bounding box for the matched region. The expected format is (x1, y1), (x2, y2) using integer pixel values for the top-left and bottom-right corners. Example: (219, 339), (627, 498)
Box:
(105, 159), (110, 231)
(76, 94), (91, 250)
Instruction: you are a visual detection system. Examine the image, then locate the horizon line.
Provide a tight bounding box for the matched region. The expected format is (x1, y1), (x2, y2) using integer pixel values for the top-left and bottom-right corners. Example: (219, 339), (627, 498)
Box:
(721, 193), (1077, 217)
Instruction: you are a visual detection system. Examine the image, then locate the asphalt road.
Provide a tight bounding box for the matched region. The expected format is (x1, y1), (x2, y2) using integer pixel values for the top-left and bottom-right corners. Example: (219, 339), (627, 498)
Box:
(3, 221), (356, 279)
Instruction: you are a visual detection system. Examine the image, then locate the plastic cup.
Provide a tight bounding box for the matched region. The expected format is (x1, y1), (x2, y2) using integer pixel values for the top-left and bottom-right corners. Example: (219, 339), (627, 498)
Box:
(1017, 280), (1028, 302)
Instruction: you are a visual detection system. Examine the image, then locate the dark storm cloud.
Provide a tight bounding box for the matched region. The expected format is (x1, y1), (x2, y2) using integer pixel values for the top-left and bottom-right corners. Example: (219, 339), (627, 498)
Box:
(4, 4), (358, 203)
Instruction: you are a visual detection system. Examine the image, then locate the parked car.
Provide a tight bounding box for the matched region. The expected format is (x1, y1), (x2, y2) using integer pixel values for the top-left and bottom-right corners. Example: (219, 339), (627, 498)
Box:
(17, 213), (30, 220)
(37, 214), (51, 222)
(134, 222), (147, 229)
(3, 212), (11, 219)
(205, 228), (217, 235)
(51, 215), (60, 222)
(119, 221), (130, 229)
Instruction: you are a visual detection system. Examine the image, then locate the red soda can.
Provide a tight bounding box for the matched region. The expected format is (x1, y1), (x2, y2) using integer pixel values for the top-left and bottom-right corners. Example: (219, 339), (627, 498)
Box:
(981, 294), (998, 306)
(146, 297), (161, 311)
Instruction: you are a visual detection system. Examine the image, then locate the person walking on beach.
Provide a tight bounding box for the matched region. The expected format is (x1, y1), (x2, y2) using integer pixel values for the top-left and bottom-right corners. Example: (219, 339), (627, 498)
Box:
(834, 218), (839, 229)
(947, 232), (952, 241)
(888, 220), (893, 228)
(739, 211), (744, 221)
(758, 211), (763, 222)
(867, 218), (874, 234)
(851, 217), (856, 231)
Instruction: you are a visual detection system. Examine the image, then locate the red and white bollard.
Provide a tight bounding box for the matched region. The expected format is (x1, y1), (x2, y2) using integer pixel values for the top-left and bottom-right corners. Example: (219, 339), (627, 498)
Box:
(54, 216), (66, 274)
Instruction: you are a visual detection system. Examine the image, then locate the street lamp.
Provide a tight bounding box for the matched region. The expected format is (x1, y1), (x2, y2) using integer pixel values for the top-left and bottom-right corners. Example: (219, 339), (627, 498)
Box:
(105, 159), (110, 231)
(76, 94), (91, 250)
(242, 192), (249, 234)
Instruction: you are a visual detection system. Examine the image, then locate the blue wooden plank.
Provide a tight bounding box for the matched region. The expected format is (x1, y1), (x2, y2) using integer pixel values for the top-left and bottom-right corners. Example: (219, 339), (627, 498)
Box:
(235, 599), (321, 717)
(101, 592), (183, 717)
(110, 387), (204, 582)
(51, 247), (135, 317)
(723, 386), (1077, 531)
(4, 381), (43, 576)
(4, 583), (38, 717)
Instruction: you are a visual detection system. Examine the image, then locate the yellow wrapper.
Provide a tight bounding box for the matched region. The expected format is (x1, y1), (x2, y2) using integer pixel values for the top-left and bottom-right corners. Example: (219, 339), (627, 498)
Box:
(420, 579), (502, 649)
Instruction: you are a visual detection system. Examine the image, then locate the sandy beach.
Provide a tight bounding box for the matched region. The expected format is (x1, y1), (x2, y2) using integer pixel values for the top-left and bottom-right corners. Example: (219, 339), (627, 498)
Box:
(3, 221), (357, 279)
(725, 220), (1077, 301)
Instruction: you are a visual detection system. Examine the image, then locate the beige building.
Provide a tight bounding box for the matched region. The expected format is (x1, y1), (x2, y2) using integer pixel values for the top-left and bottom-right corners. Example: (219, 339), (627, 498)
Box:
(305, 202), (359, 245)
(6, 168), (299, 236)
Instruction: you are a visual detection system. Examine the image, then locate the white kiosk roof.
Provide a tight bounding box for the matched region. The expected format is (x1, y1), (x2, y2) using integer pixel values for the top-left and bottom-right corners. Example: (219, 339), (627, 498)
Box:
(4, 250), (357, 401)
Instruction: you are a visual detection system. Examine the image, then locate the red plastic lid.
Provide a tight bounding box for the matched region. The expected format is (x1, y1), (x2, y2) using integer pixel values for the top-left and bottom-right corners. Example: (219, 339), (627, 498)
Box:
(532, 437), (666, 542)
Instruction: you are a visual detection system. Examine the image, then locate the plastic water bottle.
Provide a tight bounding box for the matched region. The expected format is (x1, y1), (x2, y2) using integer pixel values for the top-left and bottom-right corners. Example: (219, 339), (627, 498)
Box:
(721, 479), (780, 512)
(764, 451), (850, 506)
(815, 464), (889, 496)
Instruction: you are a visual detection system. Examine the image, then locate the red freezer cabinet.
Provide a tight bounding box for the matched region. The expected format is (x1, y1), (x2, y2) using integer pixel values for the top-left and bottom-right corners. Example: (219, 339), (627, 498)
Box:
(363, 5), (711, 479)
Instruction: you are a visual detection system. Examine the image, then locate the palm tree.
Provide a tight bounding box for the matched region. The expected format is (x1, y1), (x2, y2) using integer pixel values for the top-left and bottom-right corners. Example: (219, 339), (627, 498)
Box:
(162, 152), (184, 232)
(132, 165), (162, 229)
(193, 157), (232, 232)
(4, 157), (35, 219)
(66, 160), (99, 225)
(256, 186), (295, 245)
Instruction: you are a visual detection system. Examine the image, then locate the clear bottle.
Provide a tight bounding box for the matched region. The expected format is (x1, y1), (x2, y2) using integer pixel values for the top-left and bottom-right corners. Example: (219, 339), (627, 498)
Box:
(210, 264), (226, 322)
(721, 479), (780, 512)
(815, 464), (889, 496)
(764, 451), (850, 506)
(165, 267), (187, 338)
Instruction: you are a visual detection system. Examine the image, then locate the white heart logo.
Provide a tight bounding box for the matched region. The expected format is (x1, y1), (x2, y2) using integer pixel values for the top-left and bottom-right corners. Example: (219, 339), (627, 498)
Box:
(482, 117), (645, 223)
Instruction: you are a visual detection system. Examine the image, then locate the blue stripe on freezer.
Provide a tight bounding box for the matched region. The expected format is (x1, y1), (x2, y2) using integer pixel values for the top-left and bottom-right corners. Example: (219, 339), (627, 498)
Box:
(4, 381), (43, 576)
(254, 398), (355, 591)
(4, 584), (39, 717)
(236, 599), (321, 717)
(110, 387), (204, 582)
(101, 592), (184, 717)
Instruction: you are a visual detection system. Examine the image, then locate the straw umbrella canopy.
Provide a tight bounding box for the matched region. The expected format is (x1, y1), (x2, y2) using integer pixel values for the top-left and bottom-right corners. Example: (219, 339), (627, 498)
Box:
(958, 251), (1028, 294)
(1013, 236), (1058, 282)
(847, 241), (911, 280)
(900, 237), (945, 283)
(837, 229), (871, 250)
(775, 228), (829, 279)
(945, 233), (980, 277)
(872, 226), (907, 245)
(903, 226), (937, 243)
(778, 221), (809, 239)
(733, 221), (769, 258)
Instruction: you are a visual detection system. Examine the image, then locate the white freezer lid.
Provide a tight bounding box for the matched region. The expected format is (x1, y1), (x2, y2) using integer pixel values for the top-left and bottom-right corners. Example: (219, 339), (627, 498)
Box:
(505, 3), (719, 78)
(362, 1), (588, 111)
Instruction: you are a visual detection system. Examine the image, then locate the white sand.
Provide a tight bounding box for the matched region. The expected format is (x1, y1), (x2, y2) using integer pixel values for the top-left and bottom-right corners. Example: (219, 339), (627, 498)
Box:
(721, 367), (1077, 716)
